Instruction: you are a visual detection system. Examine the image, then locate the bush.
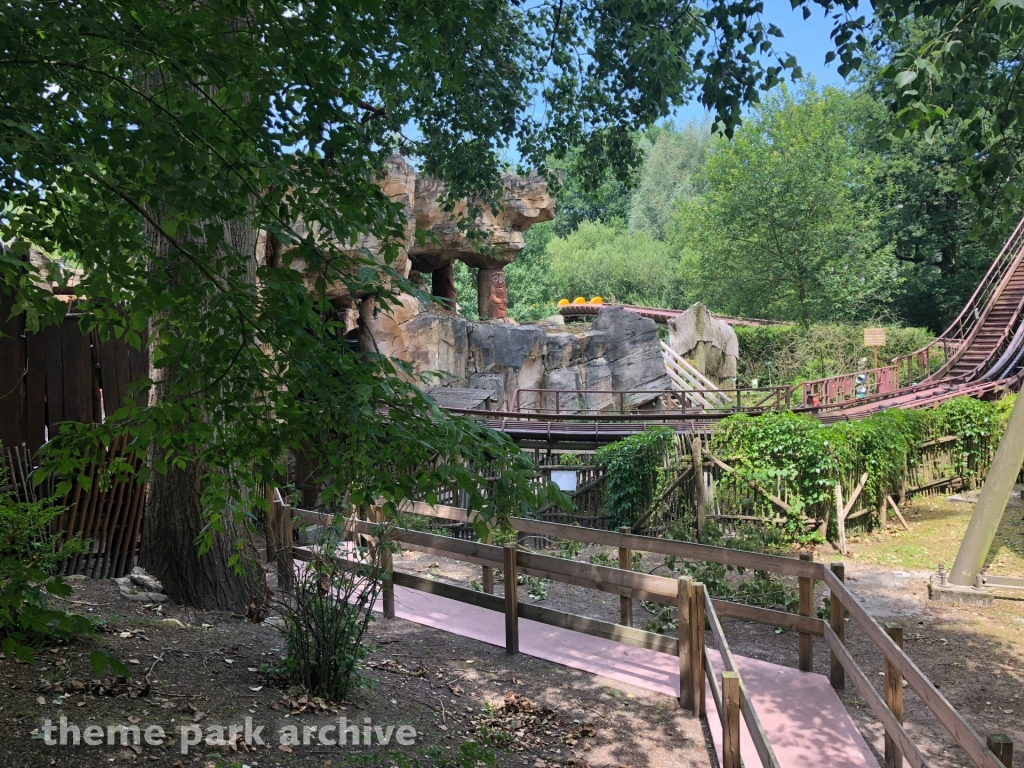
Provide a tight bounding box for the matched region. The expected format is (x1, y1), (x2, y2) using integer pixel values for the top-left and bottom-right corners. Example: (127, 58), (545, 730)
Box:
(595, 427), (674, 528)
(0, 464), (124, 675)
(278, 521), (392, 700)
(734, 323), (936, 387)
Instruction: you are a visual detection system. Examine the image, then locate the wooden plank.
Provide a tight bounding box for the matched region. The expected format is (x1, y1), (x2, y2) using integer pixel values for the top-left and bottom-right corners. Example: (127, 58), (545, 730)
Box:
(618, 526), (632, 627)
(391, 571), (679, 655)
(887, 495), (911, 532)
(823, 569), (1004, 768)
(824, 624), (928, 768)
(707, 453), (791, 513)
(0, 296), (27, 450)
(705, 646), (723, 714)
(98, 336), (126, 416)
(799, 552), (814, 672)
(885, 623), (905, 768)
(837, 483), (847, 555)
(509, 517), (820, 578)
(25, 328), (47, 451)
(402, 500), (474, 524)
(112, 471), (146, 577)
(830, 562), (846, 690)
(517, 602), (677, 655)
(392, 570), (504, 612)
(722, 672), (741, 768)
(516, 550), (678, 601)
(986, 735), (1013, 767)
(710, 599), (824, 635)
(693, 438), (706, 540)
(61, 319), (94, 424)
(678, 576), (693, 710)
(504, 545), (519, 655)
(842, 472), (869, 520)
(43, 322), (64, 429)
(705, 592), (781, 768)
(690, 582), (706, 718)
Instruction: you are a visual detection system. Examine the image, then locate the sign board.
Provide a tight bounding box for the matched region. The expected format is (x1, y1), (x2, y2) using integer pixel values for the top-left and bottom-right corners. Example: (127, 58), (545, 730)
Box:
(863, 328), (887, 347)
(550, 470), (578, 493)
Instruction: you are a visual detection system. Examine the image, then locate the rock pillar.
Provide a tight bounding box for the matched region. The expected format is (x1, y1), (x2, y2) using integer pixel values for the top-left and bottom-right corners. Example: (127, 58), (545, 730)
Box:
(478, 267), (508, 320)
(431, 262), (457, 307)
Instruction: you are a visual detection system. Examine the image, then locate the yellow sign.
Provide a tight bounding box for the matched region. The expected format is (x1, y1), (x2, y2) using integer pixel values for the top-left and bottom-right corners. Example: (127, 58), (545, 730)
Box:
(863, 328), (886, 347)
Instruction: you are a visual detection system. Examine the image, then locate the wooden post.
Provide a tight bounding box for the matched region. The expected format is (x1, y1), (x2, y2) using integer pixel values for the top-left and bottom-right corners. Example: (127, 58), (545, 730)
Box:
(799, 552), (814, 672)
(692, 438), (706, 541)
(987, 735), (1013, 767)
(482, 528), (494, 594)
(677, 576), (693, 710)
(880, 494), (888, 531)
(266, 485), (278, 565)
(836, 482), (847, 555)
(278, 503), (295, 592)
(829, 562), (845, 690)
(618, 526), (632, 627)
(690, 581), (706, 718)
(503, 545), (519, 655)
(377, 505), (395, 619)
(722, 671), (741, 768)
(884, 623), (904, 768)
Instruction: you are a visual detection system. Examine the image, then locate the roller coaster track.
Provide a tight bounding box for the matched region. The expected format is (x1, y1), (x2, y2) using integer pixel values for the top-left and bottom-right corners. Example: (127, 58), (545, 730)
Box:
(448, 215), (1024, 444)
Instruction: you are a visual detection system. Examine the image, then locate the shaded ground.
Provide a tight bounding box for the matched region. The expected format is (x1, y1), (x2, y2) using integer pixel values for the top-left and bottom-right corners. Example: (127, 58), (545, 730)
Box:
(0, 577), (711, 768)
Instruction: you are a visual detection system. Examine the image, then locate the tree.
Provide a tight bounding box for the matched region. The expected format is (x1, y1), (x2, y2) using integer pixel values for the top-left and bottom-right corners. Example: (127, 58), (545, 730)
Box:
(674, 83), (901, 324)
(629, 122), (712, 240)
(547, 221), (687, 307)
(848, 20), (1020, 332)
(2, 0), (804, 609)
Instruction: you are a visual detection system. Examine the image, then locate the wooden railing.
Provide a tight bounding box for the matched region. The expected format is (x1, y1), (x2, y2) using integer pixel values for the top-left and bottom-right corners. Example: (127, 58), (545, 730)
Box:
(281, 500), (1012, 768)
(508, 386), (793, 417)
(798, 365), (901, 408)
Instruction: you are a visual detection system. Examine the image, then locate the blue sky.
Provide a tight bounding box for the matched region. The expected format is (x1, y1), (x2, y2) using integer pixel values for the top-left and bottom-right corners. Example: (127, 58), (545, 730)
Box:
(673, 0), (867, 125)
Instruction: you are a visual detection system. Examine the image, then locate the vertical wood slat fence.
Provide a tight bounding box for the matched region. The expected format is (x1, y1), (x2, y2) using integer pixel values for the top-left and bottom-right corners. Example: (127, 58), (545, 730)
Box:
(289, 502), (1013, 768)
(1, 440), (148, 579)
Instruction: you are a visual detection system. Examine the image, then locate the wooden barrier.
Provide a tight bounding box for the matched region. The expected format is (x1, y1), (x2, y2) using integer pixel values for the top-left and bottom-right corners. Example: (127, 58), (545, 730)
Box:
(799, 552), (814, 672)
(292, 501), (1005, 768)
(885, 624), (905, 768)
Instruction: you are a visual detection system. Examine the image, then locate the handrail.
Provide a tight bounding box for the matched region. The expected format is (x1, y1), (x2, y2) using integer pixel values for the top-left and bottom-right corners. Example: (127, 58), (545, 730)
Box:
(704, 590), (781, 768)
(296, 501), (1006, 767)
(507, 386), (791, 416)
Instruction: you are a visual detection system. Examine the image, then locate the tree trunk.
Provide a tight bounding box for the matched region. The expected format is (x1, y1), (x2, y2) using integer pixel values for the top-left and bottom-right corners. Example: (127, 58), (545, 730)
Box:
(139, 204), (266, 612)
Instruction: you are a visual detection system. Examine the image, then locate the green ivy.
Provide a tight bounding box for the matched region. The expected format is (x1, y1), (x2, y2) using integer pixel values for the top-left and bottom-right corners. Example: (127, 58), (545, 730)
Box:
(595, 427), (674, 528)
(712, 395), (1011, 540)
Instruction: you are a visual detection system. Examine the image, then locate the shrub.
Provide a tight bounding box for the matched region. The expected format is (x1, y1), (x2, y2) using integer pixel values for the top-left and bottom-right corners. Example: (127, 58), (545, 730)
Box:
(595, 427), (674, 528)
(277, 520), (392, 700)
(0, 464), (124, 675)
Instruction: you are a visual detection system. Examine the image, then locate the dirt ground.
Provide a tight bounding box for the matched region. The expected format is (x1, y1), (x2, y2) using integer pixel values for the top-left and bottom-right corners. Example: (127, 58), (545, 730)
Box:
(0, 576), (711, 768)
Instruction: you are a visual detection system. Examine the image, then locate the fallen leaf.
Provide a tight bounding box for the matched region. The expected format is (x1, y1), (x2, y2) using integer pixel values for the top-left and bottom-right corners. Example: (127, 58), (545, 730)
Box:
(279, 744), (293, 753)
(250, 686), (263, 692)
(192, 711), (206, 723)
(128, 659), (140, 665)
(128, 716), (141, 724)
(36, 696), (46, 705)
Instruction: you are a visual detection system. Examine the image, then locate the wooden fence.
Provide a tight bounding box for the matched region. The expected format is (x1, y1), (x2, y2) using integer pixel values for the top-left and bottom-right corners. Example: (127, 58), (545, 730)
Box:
(0, 299), (147, 454)
(1, 440), (147, 579)
(283, 501), (1012, 768)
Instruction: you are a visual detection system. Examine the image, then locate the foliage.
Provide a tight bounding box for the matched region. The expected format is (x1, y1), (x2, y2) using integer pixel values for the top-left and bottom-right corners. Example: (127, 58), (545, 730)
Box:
(628, 122), (711, 240)
(734, 323), (936, 387)
(672, 82), (901, 325)
(3, 0), (808, 597)
(0, 468), (124, 675)
(595, 427), (674, 528)
(547, 222), (686, 308)
(712, 396), (1011, 540)
(278, 522), (389, 700)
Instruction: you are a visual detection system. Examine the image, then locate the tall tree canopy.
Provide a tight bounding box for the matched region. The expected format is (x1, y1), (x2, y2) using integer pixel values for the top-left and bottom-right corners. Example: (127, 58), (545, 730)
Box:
(0, 0), (812, 608)
(674, 83), (900, 324)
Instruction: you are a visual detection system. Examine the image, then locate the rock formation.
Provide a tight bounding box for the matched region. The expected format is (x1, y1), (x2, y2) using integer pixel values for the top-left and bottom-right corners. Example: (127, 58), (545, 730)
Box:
(360, 301), (672, 411)
(667, 302), (739, 386)
(277, 156), (554, 322)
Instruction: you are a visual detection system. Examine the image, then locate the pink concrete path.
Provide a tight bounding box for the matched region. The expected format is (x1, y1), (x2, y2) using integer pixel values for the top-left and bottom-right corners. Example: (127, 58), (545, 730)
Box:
(385, 585), (878, 768)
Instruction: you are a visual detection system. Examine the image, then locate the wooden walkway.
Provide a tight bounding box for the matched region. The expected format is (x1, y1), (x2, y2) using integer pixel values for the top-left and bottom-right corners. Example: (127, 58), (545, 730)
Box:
(381, 584), (878, 768)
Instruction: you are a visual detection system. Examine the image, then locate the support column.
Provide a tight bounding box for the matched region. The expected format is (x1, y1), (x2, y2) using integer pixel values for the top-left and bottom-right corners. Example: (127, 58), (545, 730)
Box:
(478, 267), (508, 320)
(431, 262), (457, 307)
(950, 391), (1024, 586)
